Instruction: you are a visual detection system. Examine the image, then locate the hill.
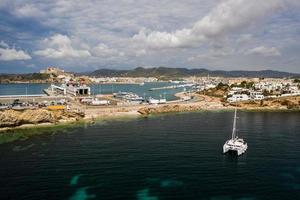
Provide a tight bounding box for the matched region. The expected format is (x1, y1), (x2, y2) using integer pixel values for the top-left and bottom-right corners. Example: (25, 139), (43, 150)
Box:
(88, 67), (300, 78)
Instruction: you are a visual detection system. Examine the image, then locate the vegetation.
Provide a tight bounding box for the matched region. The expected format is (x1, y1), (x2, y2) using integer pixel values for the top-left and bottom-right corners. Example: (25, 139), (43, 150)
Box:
(262, 89), (272, 96)
(294, 79), (300, 83)
(89, 67), (300, 78)
(0, 73), (51, 83)
(216, 82), (229, 90)
(230, 81), (254, 89)
(199, 84), (229, 98)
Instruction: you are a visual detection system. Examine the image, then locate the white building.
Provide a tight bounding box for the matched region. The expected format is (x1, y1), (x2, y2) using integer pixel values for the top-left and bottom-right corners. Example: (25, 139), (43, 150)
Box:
(250, 91), (265, 100)
(227, 94), (250, 103)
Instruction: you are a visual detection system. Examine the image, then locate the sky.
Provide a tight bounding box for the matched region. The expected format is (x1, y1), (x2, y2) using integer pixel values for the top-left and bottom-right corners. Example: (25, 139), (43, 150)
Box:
(0, 0), (300, 73)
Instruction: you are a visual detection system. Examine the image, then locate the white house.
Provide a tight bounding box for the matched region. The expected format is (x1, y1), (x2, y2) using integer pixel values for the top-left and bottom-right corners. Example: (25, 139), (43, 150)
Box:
(250, 91), (265, 100)
(227, 94), (250, 103)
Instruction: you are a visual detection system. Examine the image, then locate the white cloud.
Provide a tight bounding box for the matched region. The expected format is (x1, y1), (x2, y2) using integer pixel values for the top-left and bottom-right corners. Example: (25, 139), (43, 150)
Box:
(135, 49), (147, 57)
(237, 34), (253, 44)
(188, 46), (234, 62)
(0, 41), (9, 48)
(14, 4), (45, 18)
(246, 46), (281, 56)
(1, 0), (300, 72)
(133, 0), (285, 48)
(0, 41), (31, 61)
(34, 34), (91, 59)
(92, 43), (124, 58)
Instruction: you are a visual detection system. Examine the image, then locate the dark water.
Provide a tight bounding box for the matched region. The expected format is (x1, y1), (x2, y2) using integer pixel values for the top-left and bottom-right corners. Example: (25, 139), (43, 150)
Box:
(0, 112), (300, 200)
(0, 82), (187, 100)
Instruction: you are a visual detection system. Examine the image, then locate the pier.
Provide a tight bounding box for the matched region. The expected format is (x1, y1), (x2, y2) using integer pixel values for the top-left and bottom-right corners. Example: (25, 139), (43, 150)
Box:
(0, 94), (72, 104)
(149, 84), (194, 91)
(0, 94), (46, 98)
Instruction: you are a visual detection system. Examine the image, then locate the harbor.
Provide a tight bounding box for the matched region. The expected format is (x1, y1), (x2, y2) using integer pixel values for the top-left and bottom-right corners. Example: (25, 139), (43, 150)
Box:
(0, 68), (299, 130)
(0, 80), (196, 110)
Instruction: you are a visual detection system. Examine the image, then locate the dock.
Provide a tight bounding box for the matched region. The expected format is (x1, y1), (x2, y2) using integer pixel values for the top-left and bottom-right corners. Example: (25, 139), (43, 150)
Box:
(0, 94), (46, 98)
(149, 84), (194, 91)
(0, 94), (72, 104)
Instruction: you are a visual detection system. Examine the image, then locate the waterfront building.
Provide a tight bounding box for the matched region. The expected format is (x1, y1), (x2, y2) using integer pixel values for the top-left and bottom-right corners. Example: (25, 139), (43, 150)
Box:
(250, 91), (265, 100)
(227, 94), (250, 103)
(45, 83), (91, 97)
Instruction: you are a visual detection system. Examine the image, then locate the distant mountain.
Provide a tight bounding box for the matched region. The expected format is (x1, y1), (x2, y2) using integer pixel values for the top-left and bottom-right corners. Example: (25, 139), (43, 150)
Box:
(87, 67), (300, 78)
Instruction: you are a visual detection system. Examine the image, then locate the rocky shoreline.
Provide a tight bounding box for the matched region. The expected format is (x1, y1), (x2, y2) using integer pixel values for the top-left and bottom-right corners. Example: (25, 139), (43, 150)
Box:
(0, 94), (299, 134)
(0, 109), (84, 129)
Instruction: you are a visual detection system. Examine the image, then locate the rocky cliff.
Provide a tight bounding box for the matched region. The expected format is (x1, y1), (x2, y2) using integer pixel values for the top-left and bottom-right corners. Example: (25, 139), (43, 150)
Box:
(0, 109), (84, 128)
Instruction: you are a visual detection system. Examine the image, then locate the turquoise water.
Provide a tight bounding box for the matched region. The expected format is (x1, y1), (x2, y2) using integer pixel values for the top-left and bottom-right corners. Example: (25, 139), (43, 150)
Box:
(0, 83), (50, 95)
(0, 82), (186, 100)
(0, 112), (300, 199)
(89, 82), (187, 100)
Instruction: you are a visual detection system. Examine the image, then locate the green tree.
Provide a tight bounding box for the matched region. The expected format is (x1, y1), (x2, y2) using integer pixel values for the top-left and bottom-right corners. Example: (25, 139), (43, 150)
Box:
(293, 79), (300, 83)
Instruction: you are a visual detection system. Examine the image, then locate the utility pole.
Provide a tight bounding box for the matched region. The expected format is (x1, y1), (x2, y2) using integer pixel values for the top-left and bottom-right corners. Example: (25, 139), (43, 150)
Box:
(25, 87), (28, 103)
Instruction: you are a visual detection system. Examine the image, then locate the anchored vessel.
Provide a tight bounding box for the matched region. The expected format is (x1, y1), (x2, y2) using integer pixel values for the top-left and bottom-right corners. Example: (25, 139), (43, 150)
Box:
(223, 107), (247, 156)
(114, 91), (144, 104)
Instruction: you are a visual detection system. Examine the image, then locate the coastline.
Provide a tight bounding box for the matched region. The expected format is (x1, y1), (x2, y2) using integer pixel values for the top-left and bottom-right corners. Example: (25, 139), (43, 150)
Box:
(0, 105), (298, 144)
(1, 93), (300, 130)
(0, 92), (299, 144)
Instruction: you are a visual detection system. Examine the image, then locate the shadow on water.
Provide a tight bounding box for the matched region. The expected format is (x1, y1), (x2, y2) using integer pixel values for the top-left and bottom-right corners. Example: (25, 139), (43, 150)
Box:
(223, 153), (239, 162)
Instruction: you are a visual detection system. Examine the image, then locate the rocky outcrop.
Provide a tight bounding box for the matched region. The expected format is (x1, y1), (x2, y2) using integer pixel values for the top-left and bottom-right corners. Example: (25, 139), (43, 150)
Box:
(138, 104), (204, 115)
(231, 97), (300, 110)
(0, 109), (84, 128)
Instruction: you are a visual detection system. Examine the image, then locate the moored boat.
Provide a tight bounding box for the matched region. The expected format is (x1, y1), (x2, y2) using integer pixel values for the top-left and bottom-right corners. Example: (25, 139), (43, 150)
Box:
(223, 107), (248, 156)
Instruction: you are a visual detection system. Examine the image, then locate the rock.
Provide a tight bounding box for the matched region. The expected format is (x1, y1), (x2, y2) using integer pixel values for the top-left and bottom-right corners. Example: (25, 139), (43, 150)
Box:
(0, 110), (21, 127)
(20, 109), (55, 124)
(0, 109), (85, 128)
(138, 104), (203, 115)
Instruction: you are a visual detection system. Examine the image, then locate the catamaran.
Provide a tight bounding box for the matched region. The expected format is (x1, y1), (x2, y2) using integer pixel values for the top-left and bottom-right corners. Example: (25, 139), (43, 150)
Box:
(223, 107), (247, 156)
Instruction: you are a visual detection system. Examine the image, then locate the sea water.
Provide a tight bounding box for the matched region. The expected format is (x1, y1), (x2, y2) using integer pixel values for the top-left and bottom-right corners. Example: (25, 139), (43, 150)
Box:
(0, 111), (299, 199)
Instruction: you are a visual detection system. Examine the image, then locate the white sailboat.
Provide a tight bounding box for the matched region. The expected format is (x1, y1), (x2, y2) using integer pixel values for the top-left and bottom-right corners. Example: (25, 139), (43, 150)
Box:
(223, 107), (247, 156)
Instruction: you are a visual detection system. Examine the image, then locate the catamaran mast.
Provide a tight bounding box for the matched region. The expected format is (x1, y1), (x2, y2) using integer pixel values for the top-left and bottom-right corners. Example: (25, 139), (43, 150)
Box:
(232, 107), (237, 139)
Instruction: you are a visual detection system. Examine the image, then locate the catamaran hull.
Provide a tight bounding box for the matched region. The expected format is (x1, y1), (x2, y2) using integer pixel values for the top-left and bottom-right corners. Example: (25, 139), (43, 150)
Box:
(223, 144), (248, 156)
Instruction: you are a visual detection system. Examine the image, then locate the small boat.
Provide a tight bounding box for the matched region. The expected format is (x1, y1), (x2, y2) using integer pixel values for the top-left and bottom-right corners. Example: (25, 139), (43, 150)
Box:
(113, 91), (129, 98)
(159, 98), (166, 104)
(147, 97), (167, 104)
(223, 106), (247, 156)
(0, 105), (8, 110)
(114, 91), (144, 103)
(147, 97), (160, 104)
(91, 98), (110, 106)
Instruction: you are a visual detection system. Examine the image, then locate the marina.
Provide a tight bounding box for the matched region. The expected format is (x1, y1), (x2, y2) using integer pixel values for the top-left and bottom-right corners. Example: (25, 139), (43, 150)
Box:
(0, 82), (192, 109)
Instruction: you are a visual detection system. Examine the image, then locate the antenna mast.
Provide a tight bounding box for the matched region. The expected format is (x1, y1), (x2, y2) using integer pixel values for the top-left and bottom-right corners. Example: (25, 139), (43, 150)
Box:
(232, 107), (237, 139)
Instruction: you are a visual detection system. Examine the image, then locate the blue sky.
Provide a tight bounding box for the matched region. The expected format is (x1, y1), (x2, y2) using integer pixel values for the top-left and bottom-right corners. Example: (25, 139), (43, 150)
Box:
(0, 0), (300, 73)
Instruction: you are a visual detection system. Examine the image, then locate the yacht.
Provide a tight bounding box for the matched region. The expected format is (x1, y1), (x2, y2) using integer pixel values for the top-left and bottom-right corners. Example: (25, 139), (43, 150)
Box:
(114, 91), (144, 103)
(147, 97), (160, 104)
(147, 96), (167, 104)
(91, 98), (110, 106)
(223, 107), (247, 156)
